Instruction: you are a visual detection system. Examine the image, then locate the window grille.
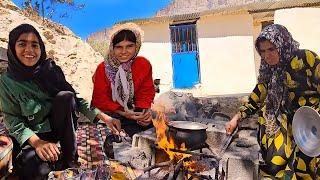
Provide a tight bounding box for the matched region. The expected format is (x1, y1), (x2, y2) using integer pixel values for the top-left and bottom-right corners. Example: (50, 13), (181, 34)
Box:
(170, 23), (198, 53)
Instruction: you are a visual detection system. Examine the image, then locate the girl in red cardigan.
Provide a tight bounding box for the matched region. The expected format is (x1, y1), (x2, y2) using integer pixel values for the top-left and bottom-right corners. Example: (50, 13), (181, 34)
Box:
(92, 23), (155, 137)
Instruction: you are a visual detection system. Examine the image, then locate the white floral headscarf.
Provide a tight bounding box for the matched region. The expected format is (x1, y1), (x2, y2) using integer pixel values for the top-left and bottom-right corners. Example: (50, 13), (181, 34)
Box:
(104, 23), (143, 112)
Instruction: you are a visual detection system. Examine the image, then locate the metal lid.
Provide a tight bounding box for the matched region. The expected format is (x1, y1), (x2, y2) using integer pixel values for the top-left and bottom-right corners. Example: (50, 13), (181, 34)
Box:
(293, 106), (320, 157)
(168, 121), (207, 130)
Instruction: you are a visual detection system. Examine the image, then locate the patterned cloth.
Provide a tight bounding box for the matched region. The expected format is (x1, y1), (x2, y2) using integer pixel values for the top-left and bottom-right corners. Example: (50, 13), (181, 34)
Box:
(77, 123), (109, 169)
(240, 49), (320, 179)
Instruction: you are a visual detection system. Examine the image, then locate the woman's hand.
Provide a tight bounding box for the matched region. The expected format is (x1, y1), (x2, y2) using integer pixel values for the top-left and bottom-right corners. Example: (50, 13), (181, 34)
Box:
(97, 112), (121, 135)
(28, 135), (60, 162)
(225, 112), (241, 135)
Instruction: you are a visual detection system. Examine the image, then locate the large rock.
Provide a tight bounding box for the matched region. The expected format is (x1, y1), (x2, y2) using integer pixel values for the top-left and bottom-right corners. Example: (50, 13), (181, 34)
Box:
(152, 91), (199, 121)
(152, 91), (247, 120)
(152, 91), (259, 131)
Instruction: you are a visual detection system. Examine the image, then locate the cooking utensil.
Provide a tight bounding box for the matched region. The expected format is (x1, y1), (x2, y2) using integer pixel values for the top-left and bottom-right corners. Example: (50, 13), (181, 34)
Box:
(167, 121), (207, 148)
(103, 129), (131, 159)
(293, 106), (320, 157)
(218, 126), (238, 156)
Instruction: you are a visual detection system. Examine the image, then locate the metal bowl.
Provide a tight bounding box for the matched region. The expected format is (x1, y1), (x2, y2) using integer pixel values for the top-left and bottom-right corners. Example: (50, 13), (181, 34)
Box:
(293, 106), (320, 157)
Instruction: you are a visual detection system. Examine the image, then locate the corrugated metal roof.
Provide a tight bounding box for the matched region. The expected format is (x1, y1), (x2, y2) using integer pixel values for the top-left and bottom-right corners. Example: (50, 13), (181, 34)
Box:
(119, 0), (320, 25)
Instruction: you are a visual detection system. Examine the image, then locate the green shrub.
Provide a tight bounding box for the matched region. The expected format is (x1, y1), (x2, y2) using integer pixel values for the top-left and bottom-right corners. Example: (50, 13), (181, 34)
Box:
(87, 40), (109, 58)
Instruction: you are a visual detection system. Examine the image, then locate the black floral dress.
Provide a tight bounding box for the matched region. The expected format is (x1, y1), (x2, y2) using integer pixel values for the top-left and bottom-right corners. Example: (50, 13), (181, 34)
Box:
(240, 49), (320, 179)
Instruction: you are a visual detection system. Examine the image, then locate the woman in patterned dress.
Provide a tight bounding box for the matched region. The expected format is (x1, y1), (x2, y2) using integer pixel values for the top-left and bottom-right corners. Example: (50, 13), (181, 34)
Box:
(225, 24), (320, 179)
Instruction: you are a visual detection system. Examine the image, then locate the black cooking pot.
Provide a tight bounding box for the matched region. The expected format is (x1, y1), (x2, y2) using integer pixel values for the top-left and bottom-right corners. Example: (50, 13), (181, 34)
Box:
(167, 121), (207, 149)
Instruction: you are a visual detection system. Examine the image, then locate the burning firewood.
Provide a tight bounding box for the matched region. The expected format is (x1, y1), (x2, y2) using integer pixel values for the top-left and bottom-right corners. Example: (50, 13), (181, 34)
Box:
(143, 160), (173, 172)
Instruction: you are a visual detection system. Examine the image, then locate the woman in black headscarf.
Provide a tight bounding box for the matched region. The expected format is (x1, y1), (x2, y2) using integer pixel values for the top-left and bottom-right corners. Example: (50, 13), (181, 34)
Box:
(0, 23), (121, 179)
(225, 24), (320, 179)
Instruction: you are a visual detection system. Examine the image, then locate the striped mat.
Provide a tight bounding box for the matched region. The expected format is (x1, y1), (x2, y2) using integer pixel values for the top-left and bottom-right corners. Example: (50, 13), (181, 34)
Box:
(77, 122), (109, 169)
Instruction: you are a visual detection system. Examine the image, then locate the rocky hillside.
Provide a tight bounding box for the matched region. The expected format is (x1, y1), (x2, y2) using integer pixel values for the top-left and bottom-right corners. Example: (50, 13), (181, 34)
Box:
(155, 0), (266, 16)
(0, 0), (104, 101)
(87, 29), (110, 43)
(155, 0), (214, 16)
(86, 28), (110, 58)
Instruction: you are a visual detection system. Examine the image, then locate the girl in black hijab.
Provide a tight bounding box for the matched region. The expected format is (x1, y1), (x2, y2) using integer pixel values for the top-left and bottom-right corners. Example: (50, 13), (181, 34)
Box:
(0, 24), (121, 179)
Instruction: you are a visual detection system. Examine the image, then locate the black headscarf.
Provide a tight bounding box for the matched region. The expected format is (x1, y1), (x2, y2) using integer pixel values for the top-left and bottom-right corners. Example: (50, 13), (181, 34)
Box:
(255, 24), (299, 135)
(7, 23), (77, 98)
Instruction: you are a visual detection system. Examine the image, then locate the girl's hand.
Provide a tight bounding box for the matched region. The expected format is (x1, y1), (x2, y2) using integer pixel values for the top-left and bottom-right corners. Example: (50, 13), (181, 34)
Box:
(97, 112), (121, 135)
(122, 110), (142, 120)
(29, 135), (60, 162)
(119, 109), (153, 126)
(34, 140), (60, 162)
(137, 109), (152, 126)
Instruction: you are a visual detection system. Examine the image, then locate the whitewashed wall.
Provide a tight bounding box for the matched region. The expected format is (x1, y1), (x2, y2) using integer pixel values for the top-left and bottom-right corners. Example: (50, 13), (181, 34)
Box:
(196, 13), (257, 95)
(133, 8), (320, 97)
(253, 23), (262, 77)
(275, 8), (320, 55)
(138, 22), (173, 93)
(137, 13), (258, 96)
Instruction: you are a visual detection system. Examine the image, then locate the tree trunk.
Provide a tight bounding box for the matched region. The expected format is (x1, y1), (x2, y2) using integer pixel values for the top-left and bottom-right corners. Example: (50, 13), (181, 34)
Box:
(41, 0), (45, 24)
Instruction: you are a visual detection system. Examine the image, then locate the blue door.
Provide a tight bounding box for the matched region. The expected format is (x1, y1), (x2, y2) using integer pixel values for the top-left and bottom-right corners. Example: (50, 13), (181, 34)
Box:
(170, 23), (200, 88)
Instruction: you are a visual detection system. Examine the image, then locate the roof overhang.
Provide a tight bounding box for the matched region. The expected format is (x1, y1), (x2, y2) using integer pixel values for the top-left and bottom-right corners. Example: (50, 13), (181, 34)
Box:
(118, 0), (320, 25)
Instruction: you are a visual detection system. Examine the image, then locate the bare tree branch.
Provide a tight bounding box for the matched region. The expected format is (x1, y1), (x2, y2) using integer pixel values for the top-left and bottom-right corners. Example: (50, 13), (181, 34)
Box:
(20, 0), (85, 24)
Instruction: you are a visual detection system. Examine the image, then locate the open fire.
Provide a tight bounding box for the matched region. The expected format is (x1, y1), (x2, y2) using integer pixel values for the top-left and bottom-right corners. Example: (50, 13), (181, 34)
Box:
(149, 110), (220, 180)
(152, 110), (190, 160)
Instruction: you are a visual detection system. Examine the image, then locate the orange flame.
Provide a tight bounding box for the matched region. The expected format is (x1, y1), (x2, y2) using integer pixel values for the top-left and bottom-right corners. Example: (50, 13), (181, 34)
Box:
(152, 110), (191, 161)
(184, 160), (207, 172)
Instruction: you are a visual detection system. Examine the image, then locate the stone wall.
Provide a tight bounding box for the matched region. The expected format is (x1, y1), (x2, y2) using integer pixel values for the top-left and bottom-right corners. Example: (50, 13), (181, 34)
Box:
(152, 91), (259, 131)
(152, 91), (248, 120)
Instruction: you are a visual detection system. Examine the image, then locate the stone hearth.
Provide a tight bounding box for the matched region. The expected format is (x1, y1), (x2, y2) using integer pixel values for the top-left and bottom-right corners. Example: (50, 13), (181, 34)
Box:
(130, 116), (260, 180)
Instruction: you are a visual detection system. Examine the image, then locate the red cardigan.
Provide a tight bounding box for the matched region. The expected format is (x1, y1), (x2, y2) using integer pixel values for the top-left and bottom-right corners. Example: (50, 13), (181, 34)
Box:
(91, 56), (155, 112)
